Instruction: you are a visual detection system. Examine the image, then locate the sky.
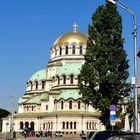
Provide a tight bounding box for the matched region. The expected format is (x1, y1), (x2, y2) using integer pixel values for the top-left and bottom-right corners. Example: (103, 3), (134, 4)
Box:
(0, 0), (140, 112)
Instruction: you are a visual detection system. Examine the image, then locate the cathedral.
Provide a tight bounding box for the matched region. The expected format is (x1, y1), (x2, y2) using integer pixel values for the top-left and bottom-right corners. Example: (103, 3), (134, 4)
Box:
(2, 24), (104, 135)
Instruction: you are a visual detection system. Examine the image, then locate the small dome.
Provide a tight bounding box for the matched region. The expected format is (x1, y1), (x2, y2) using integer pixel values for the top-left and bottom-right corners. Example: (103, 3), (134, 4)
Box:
(53, 32), (88, 46)
(29, 69), (47, 81)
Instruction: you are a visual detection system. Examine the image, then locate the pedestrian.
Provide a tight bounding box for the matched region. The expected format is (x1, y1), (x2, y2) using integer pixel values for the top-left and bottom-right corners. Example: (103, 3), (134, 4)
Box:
(24, 131), (27, 138)
(13, 131), (16, 138)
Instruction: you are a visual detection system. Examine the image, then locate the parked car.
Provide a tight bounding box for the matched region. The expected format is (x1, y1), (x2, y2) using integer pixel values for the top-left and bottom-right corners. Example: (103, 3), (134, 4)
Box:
(80, 133), (87, 140)
(55, 131), (63, 137)
(81, 131), (95, 140)
(89, 130), (129, 140)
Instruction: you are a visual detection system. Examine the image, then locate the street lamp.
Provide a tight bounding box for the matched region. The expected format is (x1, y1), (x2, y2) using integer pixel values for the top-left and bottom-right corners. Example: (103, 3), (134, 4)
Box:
(108, 0), (138, 132)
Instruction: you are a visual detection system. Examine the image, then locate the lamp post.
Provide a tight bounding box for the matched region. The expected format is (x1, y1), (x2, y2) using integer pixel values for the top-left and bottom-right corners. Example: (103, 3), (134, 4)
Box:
(108, 0), (138, 132)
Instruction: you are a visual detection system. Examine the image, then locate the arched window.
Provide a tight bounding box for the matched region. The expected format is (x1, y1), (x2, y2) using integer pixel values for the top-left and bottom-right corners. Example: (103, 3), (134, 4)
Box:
(86, 122), (89, 129)
(43, 123), (45, 130)
(63, 75), (66, 84)
(72, 45), (75, 54)
(80, 45), (83, 54)
(70, 75), (74, 84)
(62, 122), (65, 129)
(25, 121), (29, 128)
(48, 122), (51, 129)
(60, 46), (62, 55)
(20, 122), (23, 129)
(70, 122), (73, 129)
(69, 100), (72, 109)
(27, 106), (29, 111)
(46, 105), (48, 110)
(31, 106), (34, 111)
(42, 81), (45, 89)
(66, 122), (69, 129)
(65, 45), (68, 54)
(78, 101), (81, 109)
(57, 76), (60, 85)
(35, 81), (38, 89)
(61, 100), (64, 109)
(74, 122), (76, 129)
(30, 122), (34, 130)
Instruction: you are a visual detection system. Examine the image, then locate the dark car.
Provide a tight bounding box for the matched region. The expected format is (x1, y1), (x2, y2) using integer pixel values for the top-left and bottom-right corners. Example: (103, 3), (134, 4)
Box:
(90, 130), (129, 140)
(108, 134), (140, 140)
(81, 131), (95, 140)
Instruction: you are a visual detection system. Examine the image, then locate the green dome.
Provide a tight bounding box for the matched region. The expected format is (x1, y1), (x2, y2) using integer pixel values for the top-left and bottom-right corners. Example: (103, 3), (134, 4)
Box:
(56, 63), (82, 76)
(29, 69), (47, 81)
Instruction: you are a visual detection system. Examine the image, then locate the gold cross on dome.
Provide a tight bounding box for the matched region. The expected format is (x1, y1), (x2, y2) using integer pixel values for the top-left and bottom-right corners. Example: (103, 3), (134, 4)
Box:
(73, 22), (78, 32)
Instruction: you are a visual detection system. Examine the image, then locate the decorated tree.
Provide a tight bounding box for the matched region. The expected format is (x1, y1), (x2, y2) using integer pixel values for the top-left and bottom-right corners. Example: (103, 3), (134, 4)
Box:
(79, 1), (131, 127)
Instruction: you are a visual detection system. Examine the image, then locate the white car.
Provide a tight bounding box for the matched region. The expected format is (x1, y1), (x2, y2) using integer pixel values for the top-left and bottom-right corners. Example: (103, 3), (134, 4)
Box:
(55, 131), (63, 137)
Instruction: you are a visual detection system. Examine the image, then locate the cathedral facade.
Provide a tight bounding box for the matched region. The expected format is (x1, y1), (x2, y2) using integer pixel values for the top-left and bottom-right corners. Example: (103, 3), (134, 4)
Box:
(2, 25), (104, 134)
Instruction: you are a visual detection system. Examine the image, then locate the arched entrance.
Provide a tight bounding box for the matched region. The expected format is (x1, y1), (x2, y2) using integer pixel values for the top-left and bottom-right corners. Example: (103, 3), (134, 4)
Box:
(30, 122), (34, 130)
(25, 121), (29, 128)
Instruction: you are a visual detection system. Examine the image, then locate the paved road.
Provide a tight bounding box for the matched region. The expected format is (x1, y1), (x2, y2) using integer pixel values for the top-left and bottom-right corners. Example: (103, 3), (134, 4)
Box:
(16, 137), (81, 140)
(0, 133), (82, 140)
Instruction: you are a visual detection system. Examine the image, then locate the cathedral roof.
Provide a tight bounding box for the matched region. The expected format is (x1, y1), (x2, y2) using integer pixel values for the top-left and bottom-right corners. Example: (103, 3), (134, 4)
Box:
(58, 90), (82, 100)
(18, 92), (49, 104)
(15, 111), (101, 118)
(53, 32), (88, 46)
(23, 95), (41, 104)
(29, 69), (47, 81)
(41, 93), (49, 101)
(18, 94), (32, 104)
(56, 63), (82, 76)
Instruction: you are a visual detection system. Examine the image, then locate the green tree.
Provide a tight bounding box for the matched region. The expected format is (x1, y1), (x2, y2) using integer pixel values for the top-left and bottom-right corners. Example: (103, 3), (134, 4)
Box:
(79, 1), (131, 127)
(0, 108), (10, 118)
(0, 108), (10, 132)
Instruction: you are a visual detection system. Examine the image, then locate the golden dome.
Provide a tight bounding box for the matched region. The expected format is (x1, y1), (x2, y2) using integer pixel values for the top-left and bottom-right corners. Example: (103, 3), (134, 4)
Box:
(53, 32), (88, 46)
